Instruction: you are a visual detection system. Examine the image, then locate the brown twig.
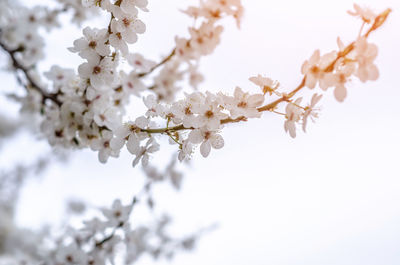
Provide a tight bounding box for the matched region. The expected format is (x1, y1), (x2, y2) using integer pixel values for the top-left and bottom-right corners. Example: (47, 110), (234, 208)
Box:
(137, 49), (176, 78)
(0, 39), (61, 106)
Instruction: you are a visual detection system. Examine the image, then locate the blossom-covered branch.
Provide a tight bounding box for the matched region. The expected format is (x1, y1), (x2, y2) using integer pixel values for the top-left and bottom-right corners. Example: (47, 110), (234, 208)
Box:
(113, 5), (391, 161)
(0, 1), (393, 264)
(0, 0), (391, 166)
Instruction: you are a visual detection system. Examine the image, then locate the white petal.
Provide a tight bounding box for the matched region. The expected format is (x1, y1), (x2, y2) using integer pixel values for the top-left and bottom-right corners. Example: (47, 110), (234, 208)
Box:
(98, 149), (110, 163)
(123, 30), (138, 44)
(134, 116), (149, 129)
(247, 94), (264, 107)
(141, 153), (149, 167)
(132, 155), (141, 167)
(200, 141), (211, 157)
(132, 19), (146, 34)
(210, 134), (224, 149)
(188, 129), (203, 144)
(147, 143), (160, 153)
(114, 125), (130, 138)
(127, 135), (140, 154)
(334, 85), (347, 102)
(110, 137), (125, 151)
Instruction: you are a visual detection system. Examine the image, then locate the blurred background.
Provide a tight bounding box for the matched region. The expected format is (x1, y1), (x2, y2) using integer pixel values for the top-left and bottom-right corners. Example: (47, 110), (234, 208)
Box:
(1, 0), (400, 264)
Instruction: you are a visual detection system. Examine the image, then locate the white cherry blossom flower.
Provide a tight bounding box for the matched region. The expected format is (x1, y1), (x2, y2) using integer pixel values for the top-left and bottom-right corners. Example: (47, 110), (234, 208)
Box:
(81, 0), (111, 9)
(325, 61), (356, 102)
(171, 92), (205, 128)
(69, 27), (110, 60)
(56, 244), (87, 265)
(113, 15), (146, 37)
(78, 57), (117, 90)
(189, 22), (223, 56)
(110, 121), (146, 154)
(44, 65), (76, 91)
(222, 87), (264, 119)
(120, 71), (146, 96)
(132, 138), (160, 167)
(175, 37), (195, 60)
(193, 92), (228, 130)
(249, 75), (280, 96)
(120, 0), (149, 13)
(301, 50), (336, 90)
(93, 107), (121, 130)
(284, 98), (303, 138)
(109, 19), (130, 55)
(178, 140), (194, 161)
(144, 95), (166, 117)
(82, 217), (107, 235)
(187, 64), (204, 89)
(102, 199), (132, 227)
(354, 37), (379, 82)
(183, 0), (244, 27)
(348, 4), (377, 24)
(90, 130), (120, 163)
(302, 93), (322, 132)
(188, 129), (224, 157)
(127, 53), (156, 72)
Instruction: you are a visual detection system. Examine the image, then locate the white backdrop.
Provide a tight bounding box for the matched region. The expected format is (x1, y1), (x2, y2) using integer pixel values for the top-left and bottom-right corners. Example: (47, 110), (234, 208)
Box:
(6, 0), (400, 264)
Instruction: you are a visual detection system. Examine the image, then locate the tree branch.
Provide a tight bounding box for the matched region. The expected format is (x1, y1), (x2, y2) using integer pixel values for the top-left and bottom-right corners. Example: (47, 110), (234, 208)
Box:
(139, 8), (391, 136)
(137, 49), (176, 78)
(257, 8), (391, 112)
(94, 182), (152, 248)
(0, 37), (61, 106)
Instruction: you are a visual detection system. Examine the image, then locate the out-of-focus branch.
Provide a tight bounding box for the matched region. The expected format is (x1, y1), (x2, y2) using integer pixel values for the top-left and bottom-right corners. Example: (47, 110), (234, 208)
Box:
(95, 181), (152, 248)
(137, 49), (176, 78)
(0, 35), (61, 106)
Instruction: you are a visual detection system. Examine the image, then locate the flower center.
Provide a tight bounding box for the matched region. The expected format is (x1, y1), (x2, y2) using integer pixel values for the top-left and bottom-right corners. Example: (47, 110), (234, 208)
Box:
(93, 66), (101, 75)
(311, 65), (320, 74)
(237, 101), (247, 108)
(185, 107), (192, 115)
(205, 110), (214, 118)
(88, 40), (97, 49)
(122, 18), (131, 27)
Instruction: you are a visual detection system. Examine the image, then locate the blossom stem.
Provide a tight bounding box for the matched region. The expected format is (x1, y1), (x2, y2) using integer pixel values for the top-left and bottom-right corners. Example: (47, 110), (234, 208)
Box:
(141, 117), (246, 134)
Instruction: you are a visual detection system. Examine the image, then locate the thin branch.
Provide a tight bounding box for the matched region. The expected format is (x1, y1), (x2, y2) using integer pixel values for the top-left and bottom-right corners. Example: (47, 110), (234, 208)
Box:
(94, 181), (152, 248)
(141, 116), (246, 135)
(0, 38), (61, 106)
(137, 49), (176, 78)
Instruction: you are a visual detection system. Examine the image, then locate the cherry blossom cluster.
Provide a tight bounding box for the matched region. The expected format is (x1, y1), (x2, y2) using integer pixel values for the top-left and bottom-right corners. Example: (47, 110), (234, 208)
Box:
(0, 1), (61, 67)
(49, 200), (201, 265)
(0, 1), (392, 265)
(0, 179), (203, 265)
(109, 88), (265, 164)
(0, 147), (192, 265)
(110, 3), (388, 164)
(147, 0), (244, 101)
(0, 1), (391, 168)
(281, 4), (385, 138)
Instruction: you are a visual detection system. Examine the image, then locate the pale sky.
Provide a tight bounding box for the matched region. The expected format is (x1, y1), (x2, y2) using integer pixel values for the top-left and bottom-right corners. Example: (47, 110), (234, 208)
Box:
(4, 0), (400, 264)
